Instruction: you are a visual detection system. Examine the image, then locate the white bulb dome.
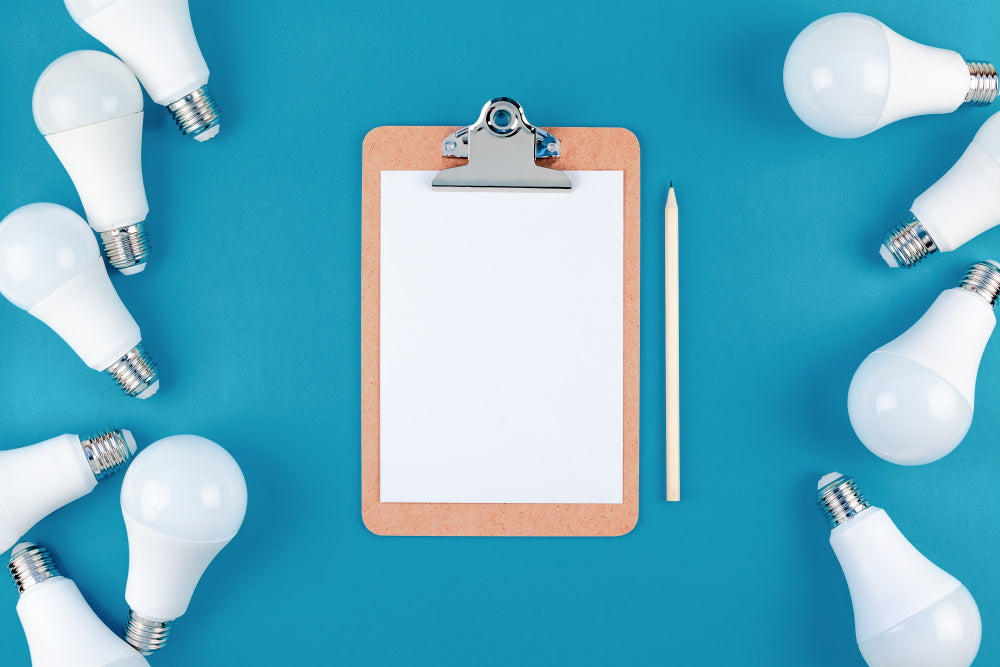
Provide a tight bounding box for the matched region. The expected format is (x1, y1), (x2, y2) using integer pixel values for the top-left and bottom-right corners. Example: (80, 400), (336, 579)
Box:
(122, 435), (247, 628)
(33, 50), (142, 136)
(859, 586), (981, 667)
(784, 13), (971, 138)
(784, 13), (892, 138)
(0, 204), (100, 311)
(848, 352), (972, 465)
(121, 435), (247, 542)
(821, 485), (983, 667)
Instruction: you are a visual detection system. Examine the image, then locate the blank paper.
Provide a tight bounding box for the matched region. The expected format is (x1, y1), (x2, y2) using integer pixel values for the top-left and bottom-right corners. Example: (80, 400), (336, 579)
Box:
(379, 170), (624, 503)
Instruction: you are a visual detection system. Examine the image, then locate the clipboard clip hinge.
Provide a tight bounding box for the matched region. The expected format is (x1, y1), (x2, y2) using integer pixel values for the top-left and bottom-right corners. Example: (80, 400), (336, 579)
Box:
(432, 98), (572, 191)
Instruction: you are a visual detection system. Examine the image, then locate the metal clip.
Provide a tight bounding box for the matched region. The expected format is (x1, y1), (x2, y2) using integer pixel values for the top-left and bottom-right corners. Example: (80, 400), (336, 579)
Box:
(432, 98), (571, 191)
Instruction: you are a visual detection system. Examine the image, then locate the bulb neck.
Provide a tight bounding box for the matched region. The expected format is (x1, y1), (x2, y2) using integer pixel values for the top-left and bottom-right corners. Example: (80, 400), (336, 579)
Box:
(881, 214), (938, 268)
(80, 429), (135, 480)
(958, 260), (1000, 308)
(8, 544), (61, 594)
(100, 223), (150, 275)
(125, 610), (172, 656)
(963, 62), (998, 106)
(167, 85), (220, 141)
(105, 344), (159, 399)
(817, 474), (871, 527)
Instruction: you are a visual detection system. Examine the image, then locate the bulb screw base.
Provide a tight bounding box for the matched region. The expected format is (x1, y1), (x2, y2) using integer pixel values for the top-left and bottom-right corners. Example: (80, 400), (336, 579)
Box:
(964, 62), (998, 106)
(817, 473), (871, 527)
(105, 344), (159, 399)
(8, 543), (61, 594)
(167, 85), (220, 141)
(100, 223), (150, 275)
(80, 429), (135, 480)
(881, 214), (938, 268)
(958, 260), (1000, 308)
(125, 610), (172, 656)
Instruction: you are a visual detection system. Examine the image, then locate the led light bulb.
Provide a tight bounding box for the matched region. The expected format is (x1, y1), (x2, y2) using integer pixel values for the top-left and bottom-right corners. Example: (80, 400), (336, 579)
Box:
(0, 429), (137, 554)
(64, 0), (220, 141)
(34, 51), (150, 275)
(848, 261), (999, 464)
(881, 111), (1000, 267)
(816, 474), (981, 667)
(0, 203), (159, 398)
(783, 13), (997, 138)
(121, 435), (247, 655)
(8, 543), (150, 667)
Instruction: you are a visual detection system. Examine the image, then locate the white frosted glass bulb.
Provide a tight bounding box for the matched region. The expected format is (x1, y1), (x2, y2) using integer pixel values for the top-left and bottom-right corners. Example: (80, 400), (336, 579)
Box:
(0, 203), (159, 398)
(882, 111), (1000, 267)
(8, 543), (149, 667)
(0, 430), (136, 554)
(783, 13), (997, 138)
(121, 435), (247, 655)
(848, 261), (999, 464)
(34, 51), (151, 275)
(817, 474), (981, 667)
(64, 0), (220, 141)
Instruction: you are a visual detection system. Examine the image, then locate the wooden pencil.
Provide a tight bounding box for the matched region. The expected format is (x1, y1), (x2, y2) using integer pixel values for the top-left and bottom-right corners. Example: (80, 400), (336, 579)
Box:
(666, 185), (681, 501)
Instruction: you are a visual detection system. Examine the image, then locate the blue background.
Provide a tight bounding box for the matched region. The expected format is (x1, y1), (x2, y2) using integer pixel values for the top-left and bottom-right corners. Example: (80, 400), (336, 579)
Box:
(2, 0), (999, 665)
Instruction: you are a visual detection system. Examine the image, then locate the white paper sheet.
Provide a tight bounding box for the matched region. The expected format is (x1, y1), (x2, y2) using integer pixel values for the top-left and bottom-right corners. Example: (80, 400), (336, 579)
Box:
(379, 170), (624, 503)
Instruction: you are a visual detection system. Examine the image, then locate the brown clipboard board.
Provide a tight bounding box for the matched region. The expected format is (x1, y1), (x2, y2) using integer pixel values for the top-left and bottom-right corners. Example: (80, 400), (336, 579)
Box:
(361, 112), (640, 536)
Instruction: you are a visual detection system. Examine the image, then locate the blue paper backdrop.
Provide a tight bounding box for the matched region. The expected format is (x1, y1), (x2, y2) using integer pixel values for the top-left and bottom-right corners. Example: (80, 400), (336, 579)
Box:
(2, 0), (999, 665)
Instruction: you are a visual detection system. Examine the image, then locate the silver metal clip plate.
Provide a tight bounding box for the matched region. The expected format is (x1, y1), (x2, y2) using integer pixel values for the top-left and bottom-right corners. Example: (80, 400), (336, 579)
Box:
(432, 98), (571, 191)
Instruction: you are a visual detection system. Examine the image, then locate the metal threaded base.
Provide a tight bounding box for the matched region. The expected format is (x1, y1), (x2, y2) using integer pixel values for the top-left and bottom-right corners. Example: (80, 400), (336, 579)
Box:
(882, 214), (938, 268)
(100, 223), (150, 274)
(105, 344), (158, 398)
(817, 473), (871, 527)
(8, 543), (61, 594)
(167, 85), (220, 141)
(964, 62), (998, 106)
(125, 610), (172, 656)
(959, 260), (1000, 308)
(80, 429), (134, 480)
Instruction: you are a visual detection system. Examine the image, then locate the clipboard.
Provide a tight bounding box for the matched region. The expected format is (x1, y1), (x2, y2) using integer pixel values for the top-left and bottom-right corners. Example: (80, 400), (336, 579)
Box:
(361, 98), (639, 536)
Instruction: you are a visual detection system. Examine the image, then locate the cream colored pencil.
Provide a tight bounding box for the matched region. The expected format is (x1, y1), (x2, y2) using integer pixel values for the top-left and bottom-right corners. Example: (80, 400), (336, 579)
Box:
(666, 185), (681, 501)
